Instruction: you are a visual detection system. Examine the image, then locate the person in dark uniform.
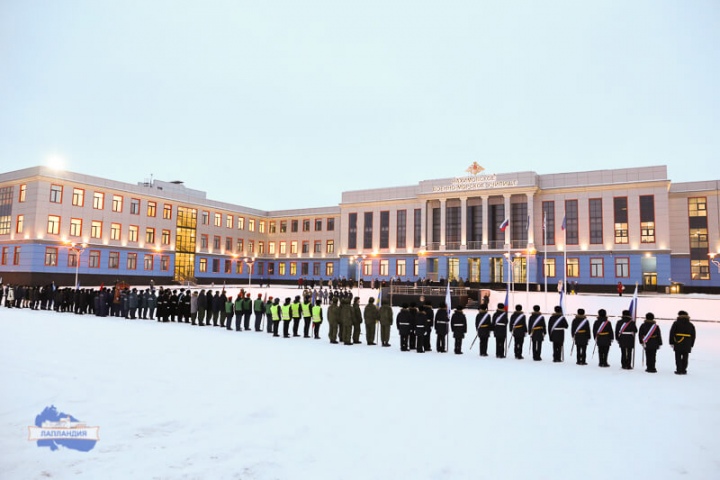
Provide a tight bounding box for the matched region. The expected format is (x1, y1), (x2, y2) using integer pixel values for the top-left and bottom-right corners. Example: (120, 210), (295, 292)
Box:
(352, 297), (363, 344)
(434, 302), (449, 352)
(548, 306), (568, 362)
(397, 304), (412, 351)
(669, 310), (696, 375)
(491, 303), (508, 358)
(379, 301), (393, 347)
(509, 305), (527, 360)
(638, 312), (662, 373)
(615, 310), (637, 370)
(414, 304), (427, 353)
(571, 308), (591, 365)
(451, 305), (467, 354)
(423, 302), (434, 352)
(475, 304), (491, 357)
(592, 309), (613, 367)
(528, 305), (546, 361)
(363, 297), (379, 345)
(327, 297), (340, 343)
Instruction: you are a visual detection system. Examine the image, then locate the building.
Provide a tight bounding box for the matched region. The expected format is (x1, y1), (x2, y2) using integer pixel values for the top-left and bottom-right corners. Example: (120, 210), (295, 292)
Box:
(1, 164), (718, 293)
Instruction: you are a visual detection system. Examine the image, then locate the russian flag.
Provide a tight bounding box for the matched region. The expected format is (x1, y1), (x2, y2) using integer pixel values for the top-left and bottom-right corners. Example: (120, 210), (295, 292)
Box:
(499, 218), (509, 232)
(377, 288), (382, 307)
(504, 284), (509, 312)
(561, 215), (567, 231)
(445, 282), (451, 315)
(628, 284), (638, 321)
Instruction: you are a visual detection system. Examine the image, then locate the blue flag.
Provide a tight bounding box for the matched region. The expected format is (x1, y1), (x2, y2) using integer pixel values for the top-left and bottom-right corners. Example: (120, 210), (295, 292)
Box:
(504, 284), (509, 312)
(628, 284), (638, 321)
(445, 282), (451, 315)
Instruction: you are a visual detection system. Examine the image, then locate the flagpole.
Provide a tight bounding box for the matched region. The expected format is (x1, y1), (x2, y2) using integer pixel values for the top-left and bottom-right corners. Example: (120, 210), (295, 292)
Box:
(563, 219), (567, 312)
(543, 213), (548, 312)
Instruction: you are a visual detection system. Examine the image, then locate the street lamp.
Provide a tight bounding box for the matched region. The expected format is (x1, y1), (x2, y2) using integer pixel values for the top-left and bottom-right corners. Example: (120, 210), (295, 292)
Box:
(351, 254), (367, 297)
(66, 241), (88, 289)
(243, 257), (256, 288)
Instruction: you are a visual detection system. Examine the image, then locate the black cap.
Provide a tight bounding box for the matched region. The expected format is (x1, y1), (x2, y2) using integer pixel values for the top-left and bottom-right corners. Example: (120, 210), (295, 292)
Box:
(515, 305), (522, 311)
(678, 310), (688, 316)
(497, 303), (505, 310)
(554, 306), (562, 313)
(598, 309), (606, 317)
(622, 310), (631, 316)
(645, 312), (654, 321)
(577, 308), (585, 315)
(533, 305), (540, 312)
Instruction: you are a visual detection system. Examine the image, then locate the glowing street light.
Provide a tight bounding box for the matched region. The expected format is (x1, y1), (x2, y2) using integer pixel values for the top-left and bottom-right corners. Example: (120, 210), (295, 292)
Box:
(65, 241), (88, 289)
(243, 257), (256, 287)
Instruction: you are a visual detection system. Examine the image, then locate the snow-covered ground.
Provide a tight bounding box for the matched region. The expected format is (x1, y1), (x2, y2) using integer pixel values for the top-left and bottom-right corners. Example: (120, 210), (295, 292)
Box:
(1, 287), (719, 479)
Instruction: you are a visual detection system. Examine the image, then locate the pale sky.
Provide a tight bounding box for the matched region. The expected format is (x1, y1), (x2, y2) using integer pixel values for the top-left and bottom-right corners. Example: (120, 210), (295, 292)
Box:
(1, 1), (718, 210)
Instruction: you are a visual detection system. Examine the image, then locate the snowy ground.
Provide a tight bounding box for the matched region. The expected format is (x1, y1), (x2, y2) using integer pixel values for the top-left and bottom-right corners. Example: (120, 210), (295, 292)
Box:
(1, 287), (719, 480)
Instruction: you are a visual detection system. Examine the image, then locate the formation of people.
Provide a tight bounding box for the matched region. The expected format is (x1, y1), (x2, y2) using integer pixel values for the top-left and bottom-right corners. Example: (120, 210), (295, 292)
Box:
(1, 283), (697, 375)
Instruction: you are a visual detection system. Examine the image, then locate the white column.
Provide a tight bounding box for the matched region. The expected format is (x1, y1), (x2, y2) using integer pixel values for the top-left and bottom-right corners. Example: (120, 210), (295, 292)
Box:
(460, 197), (467, 250)
(527, 192), (535, 248)
(481, 195), (489, 249)
(420, 201), (427, 248)
(439, 198), (446, 250)
(504, 193), (511, 247)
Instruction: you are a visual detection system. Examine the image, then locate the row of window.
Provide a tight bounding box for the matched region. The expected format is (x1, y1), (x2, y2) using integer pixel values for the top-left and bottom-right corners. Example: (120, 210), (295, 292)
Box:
(40, 247), (170, 271)
(201, 214), (336, 233)
(196, 258), (337, 277)
(198, 235), (335, 255)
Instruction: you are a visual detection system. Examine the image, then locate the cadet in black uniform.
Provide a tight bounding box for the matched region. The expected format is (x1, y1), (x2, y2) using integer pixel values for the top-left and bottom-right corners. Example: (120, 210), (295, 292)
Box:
(592, 309), (613, 367)
(669, 310), (696, 375)
(451, 305), (467, 354)
(509, 305), (527, 360)
(414, 304), (427, 353)
(548, 306), (568, 362)
(423, 302), (434, 352)
(491, 303), (508, 358)
(615, 310), (637, 370)
(528, 305), (546, 361)
(396, 304), (412, 351)
(434, 302), (449, 353)
(571, 308), (591, 365)
(638, 312), (662, 373)
(475, 305), (492, 357)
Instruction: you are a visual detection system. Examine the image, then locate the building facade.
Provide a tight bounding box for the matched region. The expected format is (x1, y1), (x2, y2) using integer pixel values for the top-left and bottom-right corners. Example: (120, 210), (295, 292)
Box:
(0, 165), (718, 292)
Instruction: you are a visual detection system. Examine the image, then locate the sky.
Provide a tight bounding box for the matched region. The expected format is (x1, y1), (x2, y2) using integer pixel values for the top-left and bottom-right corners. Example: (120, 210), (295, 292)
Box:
(1, 1), (718, 210)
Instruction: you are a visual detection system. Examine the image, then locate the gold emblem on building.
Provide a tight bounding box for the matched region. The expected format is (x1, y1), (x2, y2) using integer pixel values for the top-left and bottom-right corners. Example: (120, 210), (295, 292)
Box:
(465, 162), (485, 176)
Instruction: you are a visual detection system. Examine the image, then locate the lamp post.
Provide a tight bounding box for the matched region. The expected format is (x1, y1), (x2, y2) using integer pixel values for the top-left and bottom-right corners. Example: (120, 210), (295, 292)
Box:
(710, 253), (720, 274)
(66, 241), (88, 289)
(351, 254), (367, 297)
(243, 257), (255, 288)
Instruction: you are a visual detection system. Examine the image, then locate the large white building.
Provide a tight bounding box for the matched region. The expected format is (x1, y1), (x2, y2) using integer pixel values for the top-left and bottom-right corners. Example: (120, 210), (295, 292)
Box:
(0, 164), (718, 293)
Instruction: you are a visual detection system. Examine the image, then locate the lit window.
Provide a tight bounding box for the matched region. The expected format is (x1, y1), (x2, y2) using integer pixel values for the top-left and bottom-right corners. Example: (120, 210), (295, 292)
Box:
(128, 225), (138, 242)
(214, 213), (221, 227)
(91, 221), (102, 239)
(112, 195), (123, 212)
(147, 201), (156, 217)
(162, 229), (171, 245)
(15, 215), (24, 234)
(226, 215), (233, 229)
(145, 227), (155, 244)
(326, 240), (334, 254)
(44, 247), (58, 266)
(47, 215), (60, 235)
(163, 204), (172, 220)
(93, 192), (104, 209)
(110, 223), (121, 240)
(108, 251), (120, 269)
(18, 184), (27, 202)
(72, 188), (84, 206)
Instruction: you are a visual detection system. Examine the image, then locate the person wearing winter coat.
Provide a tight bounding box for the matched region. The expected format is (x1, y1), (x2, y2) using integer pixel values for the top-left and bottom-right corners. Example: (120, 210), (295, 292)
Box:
(592, 309), (613, 368)
(548, 306), (568, 363)
(379, 302), (394, 347)
(450, 305), (468, 355)
(638, 312), (662, 373)
(571, 308), (591, 365)
(434, 303), (449, 353)
(669, 310), (696, 375)
(615, 310), (637, 370)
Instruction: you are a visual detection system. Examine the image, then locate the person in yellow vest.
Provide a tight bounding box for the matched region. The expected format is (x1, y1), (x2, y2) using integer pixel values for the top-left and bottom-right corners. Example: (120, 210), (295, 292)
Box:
(311, 299), (323, 339)
(270, 298), (281, 337)
(290, 296), (302, 337)
(281, 297), (292, 338)
(301, 297), (313, 338)
(363, 297), (380, 345)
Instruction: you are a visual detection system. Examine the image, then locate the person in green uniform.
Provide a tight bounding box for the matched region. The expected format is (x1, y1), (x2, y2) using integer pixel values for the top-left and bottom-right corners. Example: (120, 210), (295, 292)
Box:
(379, 301), (394, 347)
(363, 297), (380, 345)
(340, 297), (353, 345)
(327, 297), (340, 344)
(352, 297), (363, 344)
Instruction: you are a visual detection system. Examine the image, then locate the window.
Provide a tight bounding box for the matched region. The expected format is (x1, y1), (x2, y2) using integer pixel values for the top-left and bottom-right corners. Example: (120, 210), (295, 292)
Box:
(236, 238), (243, 252)
(47, 215), (61, 235)
(326, 262), (334, 276)
(214, 213), (221, 227)
(590, 258), (604, 277)
(688, 197), (707, 217)
(691, 260), (710, 280)
(144, 254), (154, 270)
(0, 215), (8, 235)
(89, 250), (100, 268)
(224, 215), (232, 229)
(112, 195), (123, 212)
(289, 262), (297, 276)
(258, 241), (265, 254)
(130, 198), (140, 215)
(12, 246), (21, 265)
(567, 258), (579, 277)
(128, 225), (138, 242)
(364, 212), (373, 250)
(44, 247), (58, 266)
(213, 236), (221, 250)
(108, 251), (120, 269)
(127, 253), (137, 270)
(212, 258), (220, 273)
(690, 228), (708, 248)
(313, 262), (320, 276)
(235, 261), (243, 274)
(69, 218), (82, 237)
(238, 217), (245, 230)
(160, 255), (169, 271)
(363, 262), (372, 276)
(380, 260), (389, 276)
(279, 262), (286, 275)
(614, 197), (628, 244)
(348, 213), (358, 250)
(301, 262), (308, 276)
(259, 221), (266, 233)
(147, 201), (156, 217)
(280, 221), (287, 233)
(396, 210), (407, 249)
(589, 199), (603, 245)
(640, 195), (655, 243)
(326, 240), (334, 254)
(269, 221), (276, 233)
(19, 184), (26, 202)
(303, 219), (310, 232)
(615, 257), (630, 277)
(201, 211), (209, 225)
(313, 241), (321, 253)
(302, 241), (309, 253)
(91, 221), (102, 239)
(380, 211), (389, 249)
(16, 215), (24, 234)
(327, 218), (335, 231)
(162, 229), (171, 246)
(248, 240), (254, 253)
(279, 241), (286, 254)
(50, 184), (63, 203)
(248, 219), (255, 232)
(161, 204), (171, 220)
(290, 241), (297, 254)
(396, 259), (406, 276)
(564, 200), (578, 245)
(93, 192), (104, 210)
(145, 227), (155, 244)
(199, 258), (207, 273)
(68, 251), (78, 267)
(72, 188), (84, 207)
(544, 258), (556, 277)
(542, 201), (555, 246)
(267, 262), (274, 275)
(200, 234), (208, 249)
(224, 259), (232, 274)
(110, 223), (121, 241)
(413, 209), (422, 248)
(1, 246), (8, 265)
(315, 219), (322, 231)
(291, 220), (298, 233)
(225, 237), (232, 251)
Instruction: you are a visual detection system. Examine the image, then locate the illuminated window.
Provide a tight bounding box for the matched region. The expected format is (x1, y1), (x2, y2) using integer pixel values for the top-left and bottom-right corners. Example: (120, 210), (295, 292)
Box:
(567, 258), (579, 277)
(16, 215), (24, 234)
(326, 240), (334, 254)
(688, 197), (707, 217)
(44, 247), (58, 266)
(226, 215), (233, 229)
(380, 260), (388, 276)
(691, 260), (710, 280)
(110, 223), (121, 240)
(162, 229), (171, 245)
(238, 217), (245, 230)
(258, 241), (265, 254)
(279, 262), (286, 275)
(145, 227), (155, 244)
(128, 225), (138, 242)
(259, 221), (265, 233)
(269, 221), (275, 233)
(236, 238), (243, 253)
(199, 258), (207, 272)
(18, 184), (26, 202)
(248, 240), (254, 253)
(325, 262), (334, 276)
(112, 195), (123, 212)
(248, 219), (255, 232)
(269, 242), (276, 255)
(93, 192), (104, 210)
(91, 221), (102, 239)
(163, 204), (172, 220)
(279, 241), (286, 254)
(214, 213), (221, 227)
(289, 262), (297, 276)
(72, 188), (84, 206)
(544, 258), (556, 277)
(47, 215), (61, 235)
(290, 241), (297, 254)
(147, 201), (156, 217)
(590, 258), (604, 277)
(127, 253), (137, 270)
(108, 251), (120, 269)
(396, 259), (406, 276)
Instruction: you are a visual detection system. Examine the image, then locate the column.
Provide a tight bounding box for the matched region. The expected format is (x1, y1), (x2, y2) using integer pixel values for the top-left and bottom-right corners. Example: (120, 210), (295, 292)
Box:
(481, 195), (489, 249)
(504, 193), (511, 247)
(526, 192), (535, 248)
(439, 198), (446, 250)
(460, 197), (467, 250)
